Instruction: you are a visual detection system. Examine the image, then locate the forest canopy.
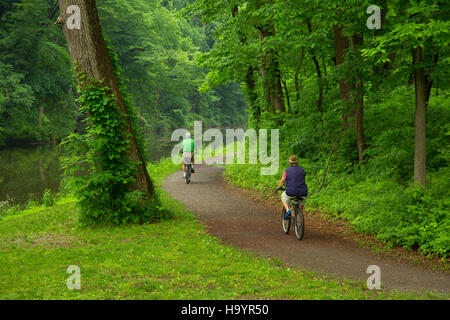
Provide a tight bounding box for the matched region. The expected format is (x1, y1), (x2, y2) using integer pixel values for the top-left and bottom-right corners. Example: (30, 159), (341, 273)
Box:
(0, 0), (248, 146)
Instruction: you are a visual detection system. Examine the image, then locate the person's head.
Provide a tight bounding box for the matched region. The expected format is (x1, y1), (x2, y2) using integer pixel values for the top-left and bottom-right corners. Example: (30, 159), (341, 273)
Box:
(288, 155), (298, 166)
(186, 132), (191, 139)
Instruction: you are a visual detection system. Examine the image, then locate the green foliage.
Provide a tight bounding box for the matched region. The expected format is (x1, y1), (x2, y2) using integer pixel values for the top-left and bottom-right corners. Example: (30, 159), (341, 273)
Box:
(0, 62), (35, 144)
(0, 0), (247, 146)
(0, 0), (77, 145)
(97, 0), (248, 139)
(0, 200), (21, 221)
(0, 188), (57, 220)
(307, 172), (449, 258)
(41, 188), (56, 207)
(224, 86), (450, 258)
(61, 81), (170, 226)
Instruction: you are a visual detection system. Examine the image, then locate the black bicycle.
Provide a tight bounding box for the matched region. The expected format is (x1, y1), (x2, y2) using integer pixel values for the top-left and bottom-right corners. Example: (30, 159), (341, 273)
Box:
(278, 188), (306, 240)
(183, 154), (192, 184)
(184, 163), (192, 184)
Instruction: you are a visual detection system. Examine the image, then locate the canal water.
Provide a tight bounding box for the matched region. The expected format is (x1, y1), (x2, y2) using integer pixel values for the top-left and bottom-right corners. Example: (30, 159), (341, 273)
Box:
(0, 138), (173, 205)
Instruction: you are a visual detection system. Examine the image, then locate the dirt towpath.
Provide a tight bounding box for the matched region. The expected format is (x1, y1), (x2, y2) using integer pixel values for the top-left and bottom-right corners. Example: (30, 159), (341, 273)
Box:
(163, 164), (449, 294)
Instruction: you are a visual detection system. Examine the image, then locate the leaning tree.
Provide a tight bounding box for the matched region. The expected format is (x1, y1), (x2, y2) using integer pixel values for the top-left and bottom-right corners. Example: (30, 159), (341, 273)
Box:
(56, 0), (159, 224)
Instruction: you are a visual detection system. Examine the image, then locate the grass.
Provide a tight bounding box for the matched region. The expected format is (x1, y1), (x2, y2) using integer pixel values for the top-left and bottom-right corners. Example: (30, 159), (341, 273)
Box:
(0, 158), (444, 299)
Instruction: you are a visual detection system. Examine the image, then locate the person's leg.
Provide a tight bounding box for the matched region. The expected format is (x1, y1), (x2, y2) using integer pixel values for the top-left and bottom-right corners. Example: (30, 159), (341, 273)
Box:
(191, 156), (195, 173)
(281, 192), (290, 212)
(182, 153), (186, 177)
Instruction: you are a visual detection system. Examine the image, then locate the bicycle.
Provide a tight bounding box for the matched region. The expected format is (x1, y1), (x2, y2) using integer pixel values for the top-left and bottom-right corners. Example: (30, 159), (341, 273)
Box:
(278, 188), (306, 240)
(183, 153), (192, 184)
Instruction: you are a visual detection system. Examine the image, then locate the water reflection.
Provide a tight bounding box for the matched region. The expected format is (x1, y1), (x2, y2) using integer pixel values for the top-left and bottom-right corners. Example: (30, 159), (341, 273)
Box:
(0, 145), (62, 205)
(0, 137), (174, 205)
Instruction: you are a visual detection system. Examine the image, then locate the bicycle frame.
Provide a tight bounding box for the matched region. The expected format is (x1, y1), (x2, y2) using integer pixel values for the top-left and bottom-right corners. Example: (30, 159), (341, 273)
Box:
(279, 188), (306, 240)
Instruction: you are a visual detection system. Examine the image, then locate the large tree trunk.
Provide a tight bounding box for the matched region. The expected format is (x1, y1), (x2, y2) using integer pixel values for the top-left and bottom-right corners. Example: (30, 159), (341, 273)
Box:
(412, 45), (428, 186)
(232, 6), (260, 125)
(256, 23), (286, 113)
(355, 84), (364, 162)
(350, 35), (365, 163)
(56, 0), (154, 199)
(333, 25), (355, 128)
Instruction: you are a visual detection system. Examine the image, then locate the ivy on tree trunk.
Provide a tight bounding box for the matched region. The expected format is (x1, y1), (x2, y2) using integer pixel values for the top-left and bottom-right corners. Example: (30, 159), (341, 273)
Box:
(56, 0), (154, 200)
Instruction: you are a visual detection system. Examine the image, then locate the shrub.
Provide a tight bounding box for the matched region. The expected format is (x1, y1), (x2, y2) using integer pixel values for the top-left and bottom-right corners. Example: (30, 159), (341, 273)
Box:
(41, 188), (56, 207)
(61, 82), (170, 226)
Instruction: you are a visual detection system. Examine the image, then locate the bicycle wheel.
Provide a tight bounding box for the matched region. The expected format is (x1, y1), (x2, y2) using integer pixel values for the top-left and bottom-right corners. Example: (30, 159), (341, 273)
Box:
(185, 165), (191, 184)
(294, 206), (305, 240)
(281, 208), (290, 234)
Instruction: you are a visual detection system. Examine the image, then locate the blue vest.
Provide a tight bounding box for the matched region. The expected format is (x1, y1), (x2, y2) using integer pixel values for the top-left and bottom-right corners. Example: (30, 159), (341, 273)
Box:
(285, 165), (308, 197)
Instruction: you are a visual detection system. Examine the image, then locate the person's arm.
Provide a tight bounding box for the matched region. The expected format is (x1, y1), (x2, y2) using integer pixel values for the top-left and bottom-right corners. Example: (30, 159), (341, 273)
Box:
(277, 171), (286, 190)
(180, 140), (184, 154)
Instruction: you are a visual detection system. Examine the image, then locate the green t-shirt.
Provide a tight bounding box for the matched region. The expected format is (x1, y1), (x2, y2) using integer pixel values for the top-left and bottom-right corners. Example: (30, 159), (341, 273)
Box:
(182, 138), (195, 152)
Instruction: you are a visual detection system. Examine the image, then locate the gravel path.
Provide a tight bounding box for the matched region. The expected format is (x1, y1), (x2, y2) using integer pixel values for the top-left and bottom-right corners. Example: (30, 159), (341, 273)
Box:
(163, 164), (450, 294)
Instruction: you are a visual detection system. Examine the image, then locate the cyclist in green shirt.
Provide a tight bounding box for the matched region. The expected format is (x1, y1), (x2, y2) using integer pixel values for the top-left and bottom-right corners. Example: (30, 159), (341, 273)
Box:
(182, 132), (196, 178)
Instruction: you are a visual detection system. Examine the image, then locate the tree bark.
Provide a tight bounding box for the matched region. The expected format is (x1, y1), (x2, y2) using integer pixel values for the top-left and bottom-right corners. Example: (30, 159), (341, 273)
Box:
(355, 82), (364, 162)
(322, 56), (329, 92)
(308, 20), (323, 113)
(333, 25), (355, 128)
(232, 6), (259, 124)
(412, 45), (428, 186)
(245, 66), (260, 125)
(56, 0), (154, 199)
(256, 23), (286, 113)
(311, 54), (323, 113)
(350, 34), (365, 162)
(282, 80), (291, 112)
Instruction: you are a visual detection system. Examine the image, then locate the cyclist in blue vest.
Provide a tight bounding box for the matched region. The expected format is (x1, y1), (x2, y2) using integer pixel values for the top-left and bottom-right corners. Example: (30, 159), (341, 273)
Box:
(276, 155), (308, 219)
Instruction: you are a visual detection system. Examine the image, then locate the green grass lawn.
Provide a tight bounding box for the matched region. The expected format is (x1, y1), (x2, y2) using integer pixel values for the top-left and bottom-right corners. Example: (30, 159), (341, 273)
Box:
(0, 159), (442, 299)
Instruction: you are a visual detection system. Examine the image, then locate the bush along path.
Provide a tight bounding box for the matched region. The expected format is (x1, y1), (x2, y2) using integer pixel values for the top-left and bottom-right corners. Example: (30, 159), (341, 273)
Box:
(163, 164), (450, 295)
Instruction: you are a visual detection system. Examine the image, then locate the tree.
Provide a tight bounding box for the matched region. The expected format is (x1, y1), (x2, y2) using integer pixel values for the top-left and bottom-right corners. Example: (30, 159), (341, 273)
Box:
(0, 0), (77, 145)
(187, 0), (286, 117)
(56, 0), (155, 201)
(363, 0), (449, 185)
(231, 5), (260, 125)
(0, 62), (35, 145)
(255, 20), (286, 113)
(332, 1), (368, 163)
(333, 25), (354, 128)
